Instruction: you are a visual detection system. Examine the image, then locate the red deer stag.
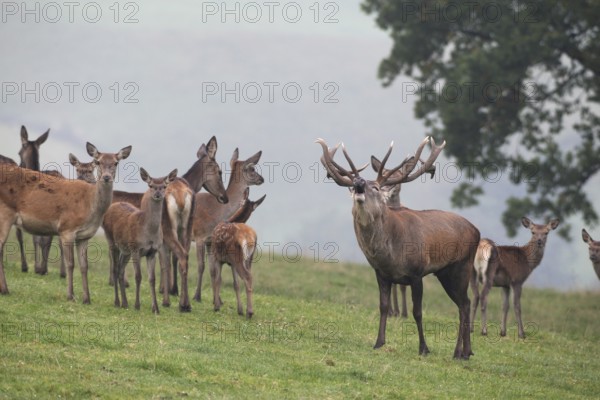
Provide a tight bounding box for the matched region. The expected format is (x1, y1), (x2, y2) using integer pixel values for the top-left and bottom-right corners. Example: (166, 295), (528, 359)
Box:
(193, 148), (264, 302)
(109, 137), (228, 311)
(209, 189), (265, 318)
(103, 168), (177, 313)
(0, 142), (132, 301)
(582, 229), (600, 280)
(317, 137), (479, 359)
(369, 157), (436, 318)
(36, 154), (98, 278)
(471, 217), (559, 338)
(13, 126), (50, 273)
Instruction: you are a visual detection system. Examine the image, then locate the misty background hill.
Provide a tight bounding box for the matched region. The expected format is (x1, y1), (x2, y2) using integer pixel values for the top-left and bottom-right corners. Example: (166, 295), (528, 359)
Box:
(1, 0), (598, 290)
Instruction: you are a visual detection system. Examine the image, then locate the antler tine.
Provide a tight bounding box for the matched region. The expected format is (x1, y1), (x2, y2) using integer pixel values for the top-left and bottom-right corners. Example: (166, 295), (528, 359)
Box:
(341, 143), (360, 176)
(402, 137), (446, 183)
(315, 138), (354, 187)
(379, 136), (433, 186)
(376, 141), (394, 181)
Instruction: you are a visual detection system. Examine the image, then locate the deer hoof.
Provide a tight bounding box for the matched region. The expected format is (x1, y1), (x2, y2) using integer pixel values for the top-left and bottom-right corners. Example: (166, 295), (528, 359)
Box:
(179, 304), (192, 313)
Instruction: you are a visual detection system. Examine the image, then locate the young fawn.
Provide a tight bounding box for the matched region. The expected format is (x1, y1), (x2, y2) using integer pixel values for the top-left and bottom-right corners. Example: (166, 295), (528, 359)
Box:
(103, 168), (177, 313)
(209, 189), (265, 318)
(471, 217), (559, 338)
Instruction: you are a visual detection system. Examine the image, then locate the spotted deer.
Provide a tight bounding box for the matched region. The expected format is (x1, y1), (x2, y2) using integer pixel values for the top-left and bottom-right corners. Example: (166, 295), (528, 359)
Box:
(317, 137), (479, 359)
(193, 148), (264, 302)
(471, 217), (559, 338)
(103, 168), (177, 313)
(209, 189), (265, 318)
(582, 229), (600, 280)
(0, 142), (132, 301)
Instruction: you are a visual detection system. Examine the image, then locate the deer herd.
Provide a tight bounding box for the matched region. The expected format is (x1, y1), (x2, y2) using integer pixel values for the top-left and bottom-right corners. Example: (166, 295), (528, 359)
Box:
(0, 125), (597, 360)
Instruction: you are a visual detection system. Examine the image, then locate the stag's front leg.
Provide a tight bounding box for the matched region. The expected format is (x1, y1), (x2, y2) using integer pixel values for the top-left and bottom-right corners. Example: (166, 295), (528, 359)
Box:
(76, 239), (91, 304)
(16, 227), (28, 273)
(389, 284), (399, 317)
(400, 284), (408, 318)
(411, 279), (430, 355)
(373, 271), (392, 349)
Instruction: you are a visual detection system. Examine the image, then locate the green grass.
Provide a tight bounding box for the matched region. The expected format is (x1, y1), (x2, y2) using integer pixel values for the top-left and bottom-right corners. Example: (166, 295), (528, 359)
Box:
(1, 232), (599, 399)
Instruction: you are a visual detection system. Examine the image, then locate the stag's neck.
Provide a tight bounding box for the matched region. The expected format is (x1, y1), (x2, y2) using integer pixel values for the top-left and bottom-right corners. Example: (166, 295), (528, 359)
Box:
(352, 204), (393, 260)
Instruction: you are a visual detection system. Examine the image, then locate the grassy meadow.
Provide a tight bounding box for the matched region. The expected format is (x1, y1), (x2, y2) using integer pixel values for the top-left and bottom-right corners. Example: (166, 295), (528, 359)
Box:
(0, 232), (599, 399)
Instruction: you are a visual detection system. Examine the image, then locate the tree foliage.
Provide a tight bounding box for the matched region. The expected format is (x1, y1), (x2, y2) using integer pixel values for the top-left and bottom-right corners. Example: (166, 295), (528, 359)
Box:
(362, 0), (600, 238)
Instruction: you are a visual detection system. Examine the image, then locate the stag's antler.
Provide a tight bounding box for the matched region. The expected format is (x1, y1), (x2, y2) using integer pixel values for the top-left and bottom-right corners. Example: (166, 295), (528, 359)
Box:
(374, 137), (445, 186)
(316, 139), (367, 187)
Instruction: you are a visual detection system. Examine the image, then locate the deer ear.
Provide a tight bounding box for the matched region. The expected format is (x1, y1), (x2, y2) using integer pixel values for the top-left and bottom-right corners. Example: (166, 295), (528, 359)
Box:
(117, 145), (132, 160)
(197, 144), (208, 159)
(548, 219), (560, 230)
(36, 129), (49, 146)
(86, 142), (99, 159)
(253, 194), (266, 210)
(69, 153), (79, 167)
(371, 156), (382, 173)
(521, 217), (532, 229)
(582, 229), (592, 244)
(230, 148), (239, 168)
(244, 150), (262, 166)
(139, 167), (150, 183)
(206, 136), (217, 159)
(20, 126), (29, 145)
(167, 169), (178, 184)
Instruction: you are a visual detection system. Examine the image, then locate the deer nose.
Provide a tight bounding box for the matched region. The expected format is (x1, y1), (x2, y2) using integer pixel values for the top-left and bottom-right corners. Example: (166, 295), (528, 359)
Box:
(353, 177), (366, 194)
(218, 194), (228, 204)
(103, 175), (111, 183)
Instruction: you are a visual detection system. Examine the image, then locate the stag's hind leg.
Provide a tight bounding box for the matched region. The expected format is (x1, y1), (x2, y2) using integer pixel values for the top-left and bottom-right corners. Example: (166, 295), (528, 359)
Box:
(436, 262), (473, 360)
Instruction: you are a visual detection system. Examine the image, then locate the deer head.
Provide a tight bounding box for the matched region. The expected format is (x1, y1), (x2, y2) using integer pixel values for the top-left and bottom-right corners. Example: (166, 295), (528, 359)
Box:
(582, 229), (600, 264)
(69, 154), (97, 184)
(229, 148), (264, 186)
(19, 125), (49, 170)
(86, 142), (132, 184)
(194, 136), (228, 203)
(316, 136), (445, 223)
(521, 217), (560, 250)
(140, 167), (178, 201)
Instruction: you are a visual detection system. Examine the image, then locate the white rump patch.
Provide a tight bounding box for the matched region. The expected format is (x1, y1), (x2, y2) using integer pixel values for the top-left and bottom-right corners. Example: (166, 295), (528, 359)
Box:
(474, 241), (493, 285)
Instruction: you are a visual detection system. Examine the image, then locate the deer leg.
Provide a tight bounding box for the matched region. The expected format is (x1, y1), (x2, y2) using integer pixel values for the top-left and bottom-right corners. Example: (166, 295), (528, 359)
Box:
(177, 253), (191, 312)
(389, 284), (399, 317)
(193, 240), (206, 302)
(437, 263), (473, 359)
(147, 252), (159, 314)
(373, 270), (392, 349)
(170, 252), (179, 296)
(479, 274), (494, 336)
(237, 260), (254, 319)
(118, 253), (131, 309)
(37, 235), (53, 275)
(411, 279), (430, 355)
(58, 238), (66, 278)
(231, 266), (243, 316)
(500, 286), (510, 336)
(60, 235), (75, 301)
(76, 239), (91, 304)
(470, 270), (480, 333)
(15, 227), (28, 272)
(400, 285), (408, 318)
(132, 253), (142, 310)
(158, 245), (170, 307)
(0, 219), (13, 293)
(209, 256), (223, 312)
(110, 243), (120, 307)
(513, 284), (525, 338)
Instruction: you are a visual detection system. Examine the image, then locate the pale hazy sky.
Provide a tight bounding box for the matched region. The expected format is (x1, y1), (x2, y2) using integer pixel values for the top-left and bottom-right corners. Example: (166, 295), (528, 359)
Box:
(1, 0), (598, 290)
